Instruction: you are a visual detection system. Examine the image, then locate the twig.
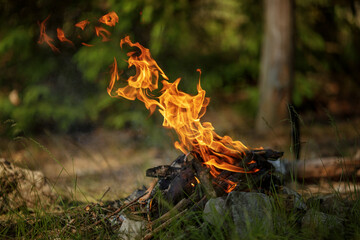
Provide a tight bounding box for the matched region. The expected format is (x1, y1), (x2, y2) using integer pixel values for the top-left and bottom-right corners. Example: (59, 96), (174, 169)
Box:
(59, 218), (75, 235)
(139, 179), (158, 204)
(151, 197), (191, 227)
(189, 195), (207, 211)
(142, 208), (188, 240)
(99, 187), (111, 202)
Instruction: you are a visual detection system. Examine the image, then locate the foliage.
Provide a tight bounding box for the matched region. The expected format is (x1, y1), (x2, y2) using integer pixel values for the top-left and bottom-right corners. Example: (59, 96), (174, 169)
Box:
(0, 0), (359, 134)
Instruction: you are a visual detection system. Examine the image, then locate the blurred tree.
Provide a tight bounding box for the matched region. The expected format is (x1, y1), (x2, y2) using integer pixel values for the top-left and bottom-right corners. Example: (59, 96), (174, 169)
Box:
(256, 0), (294, 133)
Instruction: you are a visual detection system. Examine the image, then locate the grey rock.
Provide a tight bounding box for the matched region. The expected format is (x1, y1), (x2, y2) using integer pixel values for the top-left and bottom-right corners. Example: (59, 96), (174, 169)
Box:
(306, 194), (349, 217)
(226, 191), (273, 237)
(203, 197), (227, 226)
(118, 217), (145, 240)
(301, 209), (344, 237)
(279, 186), (307, 211)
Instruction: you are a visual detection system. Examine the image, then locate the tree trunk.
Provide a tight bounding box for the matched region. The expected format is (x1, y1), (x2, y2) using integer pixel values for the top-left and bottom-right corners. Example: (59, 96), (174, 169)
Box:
(256, 0), (295, 133)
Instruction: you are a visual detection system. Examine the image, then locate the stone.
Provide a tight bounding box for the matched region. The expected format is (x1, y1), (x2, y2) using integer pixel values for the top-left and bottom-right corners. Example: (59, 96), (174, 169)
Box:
(118, 217), (145, 240)
(278, 186), (307, 211)
(301, 209), (344, 237)
(226, 191), (273, 237)
(306, 194), (349, 217)
(0, 158), (56, 213)
(203, 197), (227, 226)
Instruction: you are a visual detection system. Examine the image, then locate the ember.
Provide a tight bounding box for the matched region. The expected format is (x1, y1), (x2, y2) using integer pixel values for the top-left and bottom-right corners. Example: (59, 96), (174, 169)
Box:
(38, 16), (59, 53)
(98, 11), (119, 27)
(38, 12), (119, 52)
(75, 20), (90, 30)
(56, 28), (74, 46)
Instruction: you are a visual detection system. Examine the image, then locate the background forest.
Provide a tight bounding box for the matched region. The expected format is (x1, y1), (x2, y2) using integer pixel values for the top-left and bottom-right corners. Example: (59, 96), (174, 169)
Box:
(1, 0), (360, 138)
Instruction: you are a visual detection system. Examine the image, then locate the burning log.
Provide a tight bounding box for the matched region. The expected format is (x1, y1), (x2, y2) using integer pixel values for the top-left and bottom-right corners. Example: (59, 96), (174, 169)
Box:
(192, 159), (216, 199)
(144, 149), (283, 207)
(78, 148), (284, 239)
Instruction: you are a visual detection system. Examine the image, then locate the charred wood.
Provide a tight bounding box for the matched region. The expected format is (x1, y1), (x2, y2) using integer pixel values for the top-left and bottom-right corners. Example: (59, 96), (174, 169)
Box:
(146, 165), (181, 179)
(192, 159), (217, 199)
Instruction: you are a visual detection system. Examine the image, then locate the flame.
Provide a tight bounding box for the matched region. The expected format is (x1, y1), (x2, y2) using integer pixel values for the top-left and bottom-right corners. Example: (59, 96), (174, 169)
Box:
(99, 12), (119, 27)
(108, 36), (259, 187)
(39, 12), (116, 50)
(95, 26), (111, 42)
(75, 20), (90, 30)
(224, 179), (237, 193)
(38, 16), (59, 52)
(56, 28), (74, 46)
(36, 11), (261, 193)
(194, 176), (200, 184)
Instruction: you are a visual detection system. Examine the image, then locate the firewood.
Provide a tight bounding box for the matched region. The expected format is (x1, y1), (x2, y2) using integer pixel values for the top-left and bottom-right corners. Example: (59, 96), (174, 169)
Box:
(192, 159), (217, 199)
(251, 149), (284, 160)
(146, 165), (181, 178)
(139, 179), (158, 204)
(151, 197), (192, 226)
(164, 164), (197, 204)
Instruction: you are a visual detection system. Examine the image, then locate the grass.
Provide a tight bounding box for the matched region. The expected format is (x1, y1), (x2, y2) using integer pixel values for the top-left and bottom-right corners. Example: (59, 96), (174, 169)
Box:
(2, 178), (358, 239)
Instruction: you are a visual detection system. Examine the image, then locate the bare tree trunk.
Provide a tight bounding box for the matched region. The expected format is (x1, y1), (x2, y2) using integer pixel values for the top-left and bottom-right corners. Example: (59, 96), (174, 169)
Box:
(256, 0), (294, 133)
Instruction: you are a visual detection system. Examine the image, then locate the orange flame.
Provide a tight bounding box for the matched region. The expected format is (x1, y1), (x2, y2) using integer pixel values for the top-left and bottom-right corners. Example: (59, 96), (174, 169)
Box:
(95, 26), (111, 42)
(224, 179), (237, 193)
(194, 176), (200, 184)
(38, 16), (59, 52)
(108, 36), (259, 185)
(56, 28), (74, 46)
(75, 20), (90, 30)
(99, 12), (119, 27)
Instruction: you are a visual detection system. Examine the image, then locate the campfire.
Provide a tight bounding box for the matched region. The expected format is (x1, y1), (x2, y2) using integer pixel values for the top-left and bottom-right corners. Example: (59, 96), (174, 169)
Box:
(37, 13), (285, 237)
(105, 36), (283, 212)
